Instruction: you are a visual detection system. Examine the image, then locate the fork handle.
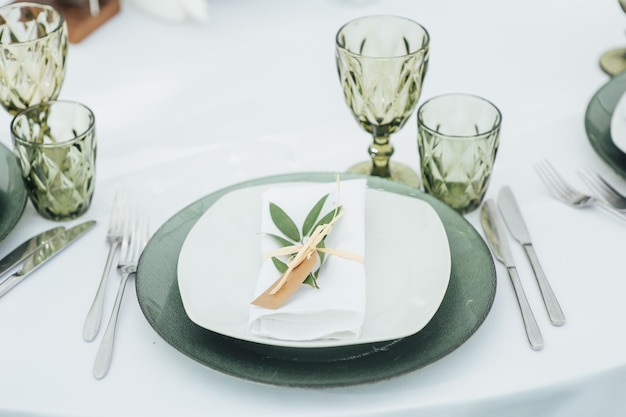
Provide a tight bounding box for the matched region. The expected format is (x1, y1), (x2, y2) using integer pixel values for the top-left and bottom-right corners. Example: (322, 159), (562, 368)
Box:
(93, 272), (130, 380)
(523, 244), (566, 326)
(83, 241), (120, 342)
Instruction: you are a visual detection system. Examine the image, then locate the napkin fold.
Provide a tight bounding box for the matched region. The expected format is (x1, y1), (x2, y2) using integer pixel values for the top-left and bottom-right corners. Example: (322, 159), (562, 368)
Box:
(248, 179), (367, 341)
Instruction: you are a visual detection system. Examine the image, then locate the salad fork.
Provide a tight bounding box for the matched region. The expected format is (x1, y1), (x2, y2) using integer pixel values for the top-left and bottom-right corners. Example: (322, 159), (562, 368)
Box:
(93, 214), (149, 379)
(534, 160), (626, 222)
(577, 169), (626, 211)
(83, 191), (132, 342)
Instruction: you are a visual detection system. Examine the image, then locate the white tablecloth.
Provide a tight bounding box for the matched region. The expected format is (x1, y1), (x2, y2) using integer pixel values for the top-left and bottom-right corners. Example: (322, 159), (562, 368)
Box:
(0, 0), (625, 416)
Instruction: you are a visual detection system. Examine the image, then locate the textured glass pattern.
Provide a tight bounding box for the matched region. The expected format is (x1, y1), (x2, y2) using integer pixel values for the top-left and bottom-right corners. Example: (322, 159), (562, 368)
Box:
(11, 101), (96, 221)
(0, 3), (68, 115)
(336, 39), (428, 135)
(418, 94), (501, 214)
(336, 16), (429, 181)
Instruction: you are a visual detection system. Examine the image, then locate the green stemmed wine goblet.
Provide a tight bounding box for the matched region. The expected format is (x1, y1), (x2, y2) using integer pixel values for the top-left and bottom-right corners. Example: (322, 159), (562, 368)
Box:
(335, 15), (430, 186)
(0, 2), (68, 115)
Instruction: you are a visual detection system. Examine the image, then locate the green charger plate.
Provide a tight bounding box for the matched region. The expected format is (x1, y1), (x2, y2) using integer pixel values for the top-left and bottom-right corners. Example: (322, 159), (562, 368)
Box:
(135, 173), (496, 387)
(586, 70), (626, 176)
(0, 142), (27, 242)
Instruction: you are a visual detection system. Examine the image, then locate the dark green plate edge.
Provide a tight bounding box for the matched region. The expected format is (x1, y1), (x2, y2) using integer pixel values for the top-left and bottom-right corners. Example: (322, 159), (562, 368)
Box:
(585, 70), (626, 176)
(135, 173), (497, 388)
(0, 142), (27, 242)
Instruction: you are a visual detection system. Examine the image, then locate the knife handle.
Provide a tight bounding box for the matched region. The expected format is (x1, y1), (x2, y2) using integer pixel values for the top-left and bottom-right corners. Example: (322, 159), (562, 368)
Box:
(507, 267), (543, 350)
(523, 244), (566, 326)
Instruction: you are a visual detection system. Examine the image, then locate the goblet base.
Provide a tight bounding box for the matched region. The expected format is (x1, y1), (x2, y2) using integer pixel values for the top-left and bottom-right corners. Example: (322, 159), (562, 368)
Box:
(347, 161), (421, 188)
(600, 48), (626, 76)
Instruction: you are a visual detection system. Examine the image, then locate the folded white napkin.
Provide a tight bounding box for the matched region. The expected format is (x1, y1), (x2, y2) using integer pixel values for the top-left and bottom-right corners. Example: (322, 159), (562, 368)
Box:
(248, 179), (367, 341)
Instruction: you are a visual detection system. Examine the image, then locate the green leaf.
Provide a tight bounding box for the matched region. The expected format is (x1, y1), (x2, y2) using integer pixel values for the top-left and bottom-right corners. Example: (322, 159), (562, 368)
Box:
(270, 202), (300, 242)
(273, 257), (319, 288)
(303, 271), (319, 288)
(313, 205), (342, 233)
(271, 257), (288, 273)
(302, 193), (329, 236)
(316, 239), (326, 264)
(266, 233), (294, 248)
(267, 196), (340, 287)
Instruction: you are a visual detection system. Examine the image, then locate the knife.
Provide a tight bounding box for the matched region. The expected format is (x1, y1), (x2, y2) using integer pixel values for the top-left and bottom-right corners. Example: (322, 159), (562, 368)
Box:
(0, 226), (65, 276)
(0, 220), (97, 299)
(497, 186), (565, 326)
(481, 200), (543, 350)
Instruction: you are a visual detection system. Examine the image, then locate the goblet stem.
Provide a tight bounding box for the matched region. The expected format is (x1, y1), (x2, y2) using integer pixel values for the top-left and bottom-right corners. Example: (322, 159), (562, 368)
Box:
(368, 128), (393, 178)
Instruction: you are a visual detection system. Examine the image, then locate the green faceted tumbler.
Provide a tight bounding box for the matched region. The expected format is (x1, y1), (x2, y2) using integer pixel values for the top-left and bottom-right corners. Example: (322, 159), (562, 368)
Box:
(417, 93), (501, 214)
(11, 100), (96, 221)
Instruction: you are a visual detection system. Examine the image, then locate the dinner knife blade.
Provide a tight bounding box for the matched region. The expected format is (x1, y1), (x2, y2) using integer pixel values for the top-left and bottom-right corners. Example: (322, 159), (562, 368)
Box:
(480, 200), (543, 350)
(0, 226), (65, 276)
(480, 199), (515, 267)
(0, 220), (96, 299)
(497, 186), (565, 326)
(497, 186), (532, 244)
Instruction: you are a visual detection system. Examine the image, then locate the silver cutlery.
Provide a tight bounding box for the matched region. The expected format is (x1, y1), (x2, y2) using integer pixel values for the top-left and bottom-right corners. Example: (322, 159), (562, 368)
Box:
(0, 221), (96, 299)
(481, 200), (543, 350)
(0, 226), (65, 276)
(83, 191), (131, 342)
(498, 186), (565, 326)
(534, 159), (626, 222)
(577, 169), (626, 210)
(93, 214), (149, 379)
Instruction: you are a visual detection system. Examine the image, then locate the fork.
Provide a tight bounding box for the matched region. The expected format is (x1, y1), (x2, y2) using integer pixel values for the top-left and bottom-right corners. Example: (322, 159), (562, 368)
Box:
(534, 160), (626, 222)
(577, 169), (626, 211)
(83, 190), (131, 342)
(93, 214), (149, 380)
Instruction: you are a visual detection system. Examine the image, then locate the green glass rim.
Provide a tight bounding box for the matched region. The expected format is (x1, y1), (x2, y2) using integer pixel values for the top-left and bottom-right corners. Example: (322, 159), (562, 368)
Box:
(417, 93), (502, 139)
(0, 2), (66, 45)
(10, 100), (95, 148)
(335, 15), (430, 59)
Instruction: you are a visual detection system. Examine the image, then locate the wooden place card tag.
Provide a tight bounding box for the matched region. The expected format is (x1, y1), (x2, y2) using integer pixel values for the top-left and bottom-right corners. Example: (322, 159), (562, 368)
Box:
(251, 251), (318, 310)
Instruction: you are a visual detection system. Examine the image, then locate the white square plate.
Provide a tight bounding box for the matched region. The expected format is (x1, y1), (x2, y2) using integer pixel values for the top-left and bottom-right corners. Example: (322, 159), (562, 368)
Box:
(177, 183), (451, 348)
